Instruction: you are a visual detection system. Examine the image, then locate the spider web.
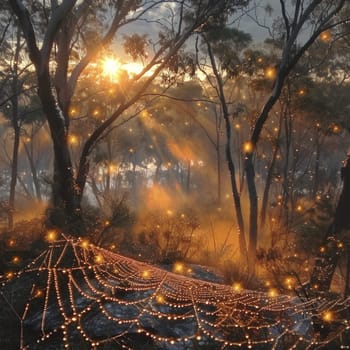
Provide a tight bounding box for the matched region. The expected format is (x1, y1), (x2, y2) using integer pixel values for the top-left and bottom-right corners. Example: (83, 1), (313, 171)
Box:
(1, 237), (349, 349)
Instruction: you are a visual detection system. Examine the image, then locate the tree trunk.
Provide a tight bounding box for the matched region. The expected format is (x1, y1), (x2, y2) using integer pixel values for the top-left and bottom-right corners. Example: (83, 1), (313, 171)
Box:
(344, 245), (350, 297)
(260, 142), (279, 228)
(216, 114), (222, 205)
(260, 112), (283, 227)
(37, 70), (83, 234)
(310, 155), (350, 292)
(8, 27), (21, 230)
(280, 109), (292, 228)
(23, 141), (42, 201)
(205, 37), (248, 263)
(245, 154), (258, 274)
(312, 129), (321, 198)
(8, 123), (20, 230)
(186, 160), (191, 193)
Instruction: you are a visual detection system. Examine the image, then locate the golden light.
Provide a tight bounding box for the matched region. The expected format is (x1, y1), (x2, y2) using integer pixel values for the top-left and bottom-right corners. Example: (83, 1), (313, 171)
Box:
(257, 57), (263, 64)
(142, 270), (151, 279)
(298, 89), (305, 96)
(320, 246), (326, 253)
(46, 230), (58, 242)
(265, 66), (276, 80)
(6, 271), (14, 279)
(322, 311), (333, 322)
(173, 262), (184, 274)
(337, 242), (344, 249)
(268, 288), (278, 297)
(156, 294), (165, 304)
(232, 282), (242, 292)
(80, 239), (90, 249)
(320, 30), (331, 42)
(122, 62), (144, 76)
(296, 205), (303, 212)
(141, 110), (149, 118)
(68, 134), (78, 145)
(69, 107), (77, 117)
(34, 289), (43, 298)
(12, 256), (21, 264)
(285, 277), (294, 290)
(94, 254), (104, 264)
(332, 125), (340, 133)
(243, 141), (254, 153)
(102, 57), (121, 80)
(109, 164), (117, 174)
(7, 239), (16, 247)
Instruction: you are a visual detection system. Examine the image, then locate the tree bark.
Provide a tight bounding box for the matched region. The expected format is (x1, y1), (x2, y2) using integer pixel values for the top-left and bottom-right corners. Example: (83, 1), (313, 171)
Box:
(8, 27), (21, 230)
(23, 141), (42, 201)
(260, 111), (283, 227)
(244, 0), (346, 275)
(204, 36), (248, 262)
(37, 69), (83, 233)
(310, 156), (350, 292)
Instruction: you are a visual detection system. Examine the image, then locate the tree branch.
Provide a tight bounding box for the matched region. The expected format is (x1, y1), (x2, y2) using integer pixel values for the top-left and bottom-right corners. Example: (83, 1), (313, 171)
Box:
(41, 0), (78, 64)
(8, 0), (40, 67)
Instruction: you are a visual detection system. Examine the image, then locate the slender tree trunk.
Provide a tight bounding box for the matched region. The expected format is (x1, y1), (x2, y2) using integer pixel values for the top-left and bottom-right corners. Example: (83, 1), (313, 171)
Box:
(216, 145), (222, 205)
(260, 112), (283, 227)
(186, 160), (191, 193)
(245, 154), (258, 273)
(8, 27), (21, 230)
(280, 109), (292, 228)
(8, 124), (20, 230)
(216, 113), (222, 205)
(205, 37), (248, 262)
(260, 144), (278, 228)
(312, 129), (321, 198)
(344, 245), (350, 297)
(23, 142), (42, 201)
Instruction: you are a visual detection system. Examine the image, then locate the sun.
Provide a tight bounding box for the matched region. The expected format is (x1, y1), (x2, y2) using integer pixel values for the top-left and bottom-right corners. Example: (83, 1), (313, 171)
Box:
(102, 57), (121, 80)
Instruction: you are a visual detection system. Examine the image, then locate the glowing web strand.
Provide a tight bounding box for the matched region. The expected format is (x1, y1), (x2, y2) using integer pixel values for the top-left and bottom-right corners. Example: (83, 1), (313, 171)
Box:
(1, 237), (350, 349)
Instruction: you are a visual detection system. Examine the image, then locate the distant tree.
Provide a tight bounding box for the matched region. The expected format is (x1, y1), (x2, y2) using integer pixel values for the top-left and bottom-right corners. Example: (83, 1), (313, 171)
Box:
(244, 0), (347, 273)
(8, 0), (249, 234)
(197, 24), (252, 264)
